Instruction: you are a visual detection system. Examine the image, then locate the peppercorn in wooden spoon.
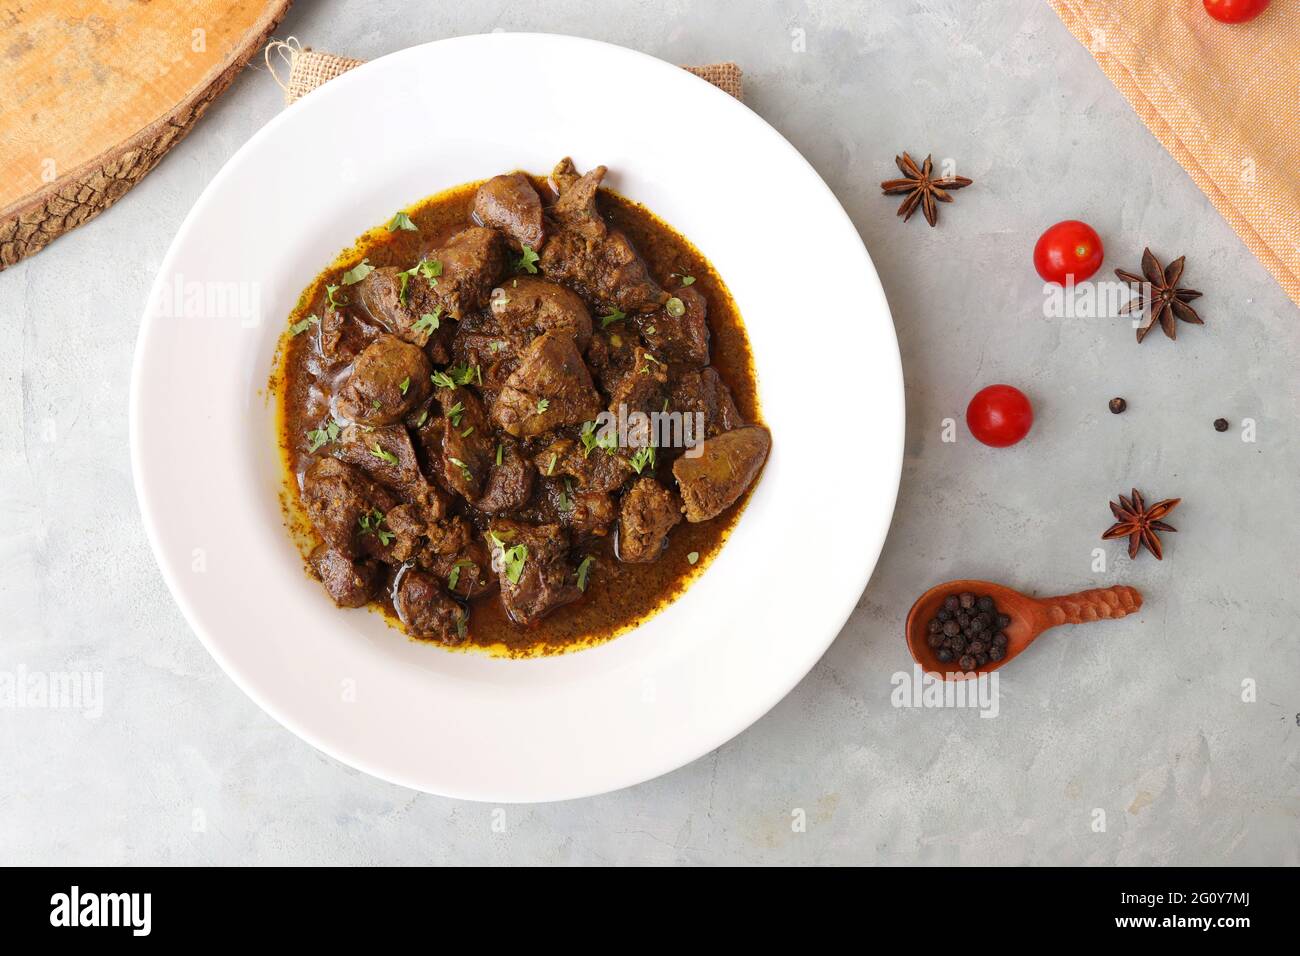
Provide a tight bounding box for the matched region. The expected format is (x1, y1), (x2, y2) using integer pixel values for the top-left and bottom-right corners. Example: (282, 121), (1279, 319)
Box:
(905, 580), (1142, 681)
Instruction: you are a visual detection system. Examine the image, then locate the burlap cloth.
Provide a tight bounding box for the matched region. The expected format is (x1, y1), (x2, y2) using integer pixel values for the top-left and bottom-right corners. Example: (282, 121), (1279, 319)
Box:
(265, 38), (742, 103)
(1049, 1), (1300, 307)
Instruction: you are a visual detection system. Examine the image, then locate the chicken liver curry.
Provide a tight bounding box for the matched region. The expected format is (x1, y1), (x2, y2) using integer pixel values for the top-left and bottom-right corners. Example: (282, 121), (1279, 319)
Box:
(274, 159), (769, 655)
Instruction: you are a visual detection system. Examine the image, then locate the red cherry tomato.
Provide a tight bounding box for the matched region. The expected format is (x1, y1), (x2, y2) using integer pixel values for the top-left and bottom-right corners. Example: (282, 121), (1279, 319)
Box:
(1033, 220), (1104, 285)
(967, 385), (1034, 448)
(1203, 0), (1270, 23)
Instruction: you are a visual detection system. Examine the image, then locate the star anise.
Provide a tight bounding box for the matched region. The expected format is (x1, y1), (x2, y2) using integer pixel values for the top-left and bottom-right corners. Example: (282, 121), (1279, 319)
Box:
(1115, 248), (1204, 343)
(1102, 488), (1181, 560)
(880, 152), (973, 227)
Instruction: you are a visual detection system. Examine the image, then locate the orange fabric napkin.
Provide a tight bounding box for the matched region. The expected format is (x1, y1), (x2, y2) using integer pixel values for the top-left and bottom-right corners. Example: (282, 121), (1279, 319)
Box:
(1049, 1), (1300, 307)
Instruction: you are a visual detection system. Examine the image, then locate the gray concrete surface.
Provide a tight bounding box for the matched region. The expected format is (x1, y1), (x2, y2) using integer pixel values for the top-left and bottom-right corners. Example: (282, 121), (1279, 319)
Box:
(2, 0), (1297, 865)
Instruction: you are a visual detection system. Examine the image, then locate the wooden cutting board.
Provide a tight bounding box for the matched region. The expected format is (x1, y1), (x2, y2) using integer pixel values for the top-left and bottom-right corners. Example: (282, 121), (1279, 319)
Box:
(0, 0), (292, 271)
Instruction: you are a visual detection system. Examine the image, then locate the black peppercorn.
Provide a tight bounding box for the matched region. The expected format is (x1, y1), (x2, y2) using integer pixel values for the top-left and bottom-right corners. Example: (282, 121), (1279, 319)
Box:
(969, 640), (988, 657)
(976, 595), (995, 612)
(991, 632), (1008, 648)
(943, 595), (960, 612)
(949, 635), (968, 654)
(926, 631), (945, 649)
(1109, 397), (1126, 414)
(969, 616), (986, 633)
(956, 612), (970, 628)
(959, 592), (976, 610)
(943, 620), (960, 637)
(1214, 418), (1229, 432)
(958, 654), (976, 671)
(988, 644), (1005, 661)
(998, 614), (1011, 628)
(975, 652), (989, 667)
(936, 648), (954, 663)
(928, 618), (943, 634)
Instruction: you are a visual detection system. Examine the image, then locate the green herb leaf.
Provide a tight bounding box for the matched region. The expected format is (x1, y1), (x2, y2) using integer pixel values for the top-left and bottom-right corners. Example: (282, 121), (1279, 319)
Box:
(387, 211), (418, 232)
(290, 314), (320, 336)
(536, 398), (550, 414)
(644, 325), (656, 335)
(629, 445), (656, 474)
(325, 284), (346, 308)
(306, 419), (341, 453)
(575, 555), (594, 591)
(399, 376), (410, 395)
(579, 420), (618, 458)
(413, 308), (442, 334)
(455, 612), (468, 640)
(502, 544), (528, 585)
(673, 273), (696, 286)
(687, 551), (699, 565)
(415, 409), (429, 427)
(516, 244), (540, 274)
(446, 401), (464, 427)
(447, 559), (476, 591)
(341, 259), (374, 285)
(599, 308), (626, 329)
(371, 444), (399, 465)
(546, 453), (557, 475)
(461, 425), (475, 438)
(447, 456), (472, 482)
(665, 296), (686, 318)
(495, 443), (503, 466)
(559, 478), (574, 513)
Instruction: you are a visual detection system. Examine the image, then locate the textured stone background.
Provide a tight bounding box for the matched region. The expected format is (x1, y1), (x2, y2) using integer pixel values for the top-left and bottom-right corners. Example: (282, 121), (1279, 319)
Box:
(2, 0), (1296, 865)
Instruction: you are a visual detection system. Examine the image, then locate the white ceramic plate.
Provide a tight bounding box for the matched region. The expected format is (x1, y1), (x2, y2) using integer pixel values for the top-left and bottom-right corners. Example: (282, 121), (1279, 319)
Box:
(130, 33), (903, 802)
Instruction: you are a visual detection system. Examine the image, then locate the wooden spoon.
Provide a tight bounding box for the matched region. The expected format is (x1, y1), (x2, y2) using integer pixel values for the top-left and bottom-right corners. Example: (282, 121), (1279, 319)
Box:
(905, 579), (1142, 681)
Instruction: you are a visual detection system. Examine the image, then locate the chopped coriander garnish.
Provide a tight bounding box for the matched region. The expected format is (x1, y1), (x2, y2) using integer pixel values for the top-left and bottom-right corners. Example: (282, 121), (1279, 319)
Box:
(358, 508), (394, 546)
(387, 211), (418, 232)
(306, 419), (341, 453)
(516, 244), (540, 274)
(501, 544), (528, 585)
(413, 307), (442, 334)
(341, 259), (373, 285)
(432, 364), (476, 389)
(418, 259), (443, 281)
(446, 401), (464, 427)
(600, 308), (626, 329)
(546, 453), (557, 475)
(629, 445), (656, 474)
(665, 296), (686, 317)
(575, 555), (594, 591)
(489, 340), (504, 353)
(447, 456), (472, 482)
(687, 551), (699, 565)
(399, 376), (410, 395)
(536, 398), (550, 414)
(455, 612), (468, 640)
(289, 314), (320, 336)
(371, 444), (399, 466)
(559, 478), (574, 513)
(579, 420), (618, 457)
(495, 444), (503, 466)
(415, 409), (429, 427)
(325, 284), (346, 308)
(461, 425), (475, 438)
(447, 559), (476, 591)
(673, 273), (696, 286)
(645, 325), (656, 334)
